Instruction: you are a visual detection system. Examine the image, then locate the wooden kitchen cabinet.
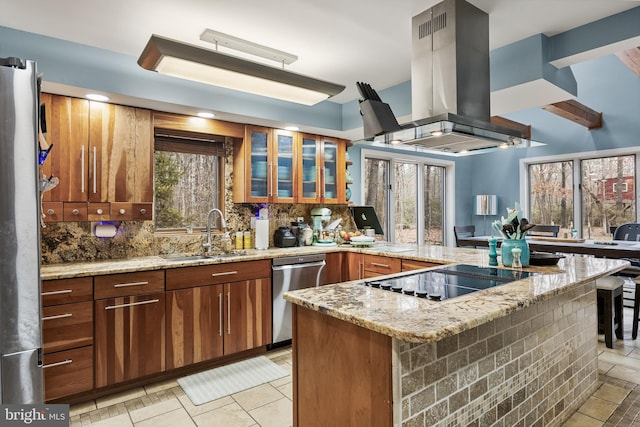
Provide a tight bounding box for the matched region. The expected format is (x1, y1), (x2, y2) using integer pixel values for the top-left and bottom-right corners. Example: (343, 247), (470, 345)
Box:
(324, 252), (344, 285)
(41, 277), (94, 401)
(94, 270), (165, 388)
(165, 260), (272, 369)
(297, 134), (346, 204)
(234, 125), (346, 204)
(38, 93), (153, 221)
(363, 254), (401, 278)
(95, 292), (166, 388)
(345, 252), (364, 281)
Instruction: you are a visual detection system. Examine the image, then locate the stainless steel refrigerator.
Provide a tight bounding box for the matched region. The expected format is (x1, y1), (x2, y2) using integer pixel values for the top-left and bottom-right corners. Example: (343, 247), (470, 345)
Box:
(0, 57), (44, 403)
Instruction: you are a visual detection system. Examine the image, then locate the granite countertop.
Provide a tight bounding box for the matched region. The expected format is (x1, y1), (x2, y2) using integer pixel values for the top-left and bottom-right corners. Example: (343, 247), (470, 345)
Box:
(40, 242), (482, 280)
(283, 253), (630, 344)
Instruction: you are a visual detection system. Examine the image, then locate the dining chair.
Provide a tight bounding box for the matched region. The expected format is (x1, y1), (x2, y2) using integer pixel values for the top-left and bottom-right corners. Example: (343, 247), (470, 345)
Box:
(527, 225), (560, 237)
(453, 225), (476, 247)
(613, 223), (640, 241)
(610, 223), (640, 338)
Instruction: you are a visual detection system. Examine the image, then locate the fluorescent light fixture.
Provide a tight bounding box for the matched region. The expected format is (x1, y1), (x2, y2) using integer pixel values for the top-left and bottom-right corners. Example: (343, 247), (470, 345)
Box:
(138, 34), (345, 106)
(197, 112), (215, 118)
(86, 93), (109, 101)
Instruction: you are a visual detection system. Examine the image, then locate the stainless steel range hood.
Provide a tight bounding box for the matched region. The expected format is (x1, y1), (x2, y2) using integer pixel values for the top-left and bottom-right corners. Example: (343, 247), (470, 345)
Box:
(357, 0), (541, 155)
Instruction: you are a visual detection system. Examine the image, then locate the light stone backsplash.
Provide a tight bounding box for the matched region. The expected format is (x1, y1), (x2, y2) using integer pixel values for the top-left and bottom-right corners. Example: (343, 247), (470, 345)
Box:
(41, 138), (355, 265)
(398, 281), (597, 426)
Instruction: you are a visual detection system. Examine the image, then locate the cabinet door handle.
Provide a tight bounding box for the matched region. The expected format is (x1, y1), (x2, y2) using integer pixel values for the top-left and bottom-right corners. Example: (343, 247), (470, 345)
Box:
(72, 209), (80, 216)
(104, 298), (159, 310)
(80, 145), (85, 193)
(41, 289), (72, 296)
(218, 292), (223, 337)
(43, 359), (73, 369)
(46, 208), (55, 215)
(92, 146), (97, 194)
(96, 208), (103, 215)
(113, 281), (148, 288)
(211, 271), (237, 278)
(140, 208), (146, 215)
(42, 313), (73, 321)
(119, 208), (126, 215)
(227, 291), (231, 335)
(359, 261), (363, 279)
(269, 162), (273, 197)
(371, 262), (390, 269)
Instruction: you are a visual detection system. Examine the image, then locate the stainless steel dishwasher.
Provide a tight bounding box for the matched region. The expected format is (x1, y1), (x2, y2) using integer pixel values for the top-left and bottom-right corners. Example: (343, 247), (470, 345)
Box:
(271, 254), (326, 347)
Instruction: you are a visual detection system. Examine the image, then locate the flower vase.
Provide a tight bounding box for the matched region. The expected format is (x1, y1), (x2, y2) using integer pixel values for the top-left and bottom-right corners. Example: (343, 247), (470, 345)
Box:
(501, 239), (530, 267)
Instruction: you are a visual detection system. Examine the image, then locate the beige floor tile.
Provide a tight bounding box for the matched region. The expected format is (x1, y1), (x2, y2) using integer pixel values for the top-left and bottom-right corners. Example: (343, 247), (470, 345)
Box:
(277, 382), (293, 400)
(144, 378), (179, 395)
(598, 360), (614, 375)
(578, 396), (618, 421)
(192, 402), (256, 427)
(249, 397), (292, 427)
(605, 365), (640, 384)
(135, 407), (196, 427)
(96, 387), (146, 408)
(593, 382), (631, 404)
(178, 394), (234, 417)
(129, 397), (182, 423)
(70, 400), (97, 417)
(561, 411), (604, 427)
(270, 375), (292, 388)
(90, 413), (133, 427)
(232, 383), (283, 411)
(598, 351), (640, 370)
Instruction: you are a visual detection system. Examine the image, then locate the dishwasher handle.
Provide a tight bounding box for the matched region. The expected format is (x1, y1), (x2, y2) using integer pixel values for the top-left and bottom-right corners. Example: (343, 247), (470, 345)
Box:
(271, 260), (326, 272)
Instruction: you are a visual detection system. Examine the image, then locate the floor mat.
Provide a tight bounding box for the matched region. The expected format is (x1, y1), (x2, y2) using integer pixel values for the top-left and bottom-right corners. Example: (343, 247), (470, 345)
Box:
(178, 356), (289, 405)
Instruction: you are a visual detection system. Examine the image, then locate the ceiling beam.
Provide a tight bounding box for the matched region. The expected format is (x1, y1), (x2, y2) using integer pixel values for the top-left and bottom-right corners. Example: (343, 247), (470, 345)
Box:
(541, 100), (603, 129)
(616, 47), (640, 77)
(490, 116), (531, 139)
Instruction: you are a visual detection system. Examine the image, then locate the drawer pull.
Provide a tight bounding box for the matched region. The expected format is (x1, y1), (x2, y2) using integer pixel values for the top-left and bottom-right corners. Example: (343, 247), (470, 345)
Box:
(370, 262), (390, 268)
(47, 208), (55, 215)
(42, 313), (73, 321)
(96, 208), (103, 215)
(105, 298), (159, 310)
(72, 209), (79, 216)
(140, 208), (147, 215)
(119, 208), (126, 215)
(211, 271), (238, 277)
(113, 281), (148, 288)
(43, 359), (73, 369)
(42, 289), (73, 296)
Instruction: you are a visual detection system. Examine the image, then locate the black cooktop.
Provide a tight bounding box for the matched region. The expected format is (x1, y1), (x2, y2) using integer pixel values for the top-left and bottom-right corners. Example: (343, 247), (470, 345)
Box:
(362, 264), (536, 301)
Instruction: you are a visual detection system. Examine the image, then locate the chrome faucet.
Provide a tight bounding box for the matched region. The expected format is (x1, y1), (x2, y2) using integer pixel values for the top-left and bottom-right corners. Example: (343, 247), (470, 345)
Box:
(203, 208), (227, 253)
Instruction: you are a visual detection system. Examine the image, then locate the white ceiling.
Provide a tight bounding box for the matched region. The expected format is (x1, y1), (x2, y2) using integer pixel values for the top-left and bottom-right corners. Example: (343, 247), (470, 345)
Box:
(1, 0), (638, 104)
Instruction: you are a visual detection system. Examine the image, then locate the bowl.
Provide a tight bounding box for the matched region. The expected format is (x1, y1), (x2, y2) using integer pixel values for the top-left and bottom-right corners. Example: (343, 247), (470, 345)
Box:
(529, 252), (565, 266)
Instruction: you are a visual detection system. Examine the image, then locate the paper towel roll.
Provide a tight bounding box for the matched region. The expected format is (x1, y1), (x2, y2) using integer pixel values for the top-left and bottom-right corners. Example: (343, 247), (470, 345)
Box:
(255, 219), (269, 249)
(94, 223), (117, 238)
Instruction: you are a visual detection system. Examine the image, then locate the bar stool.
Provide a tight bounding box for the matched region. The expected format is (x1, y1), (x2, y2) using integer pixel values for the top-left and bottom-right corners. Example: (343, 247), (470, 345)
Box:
(596, 276), (625, 348)
(633, 276), (640, 339)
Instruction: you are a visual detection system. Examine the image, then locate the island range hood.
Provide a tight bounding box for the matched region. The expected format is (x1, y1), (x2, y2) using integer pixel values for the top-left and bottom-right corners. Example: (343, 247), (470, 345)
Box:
(358, 0), (539, 155)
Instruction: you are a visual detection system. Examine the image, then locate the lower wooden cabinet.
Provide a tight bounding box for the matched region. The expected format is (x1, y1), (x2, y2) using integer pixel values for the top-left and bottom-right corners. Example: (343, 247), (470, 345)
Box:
(166, 277), (272, 369)
(345, 252), (364, 281)
(323, 252), (344, 285)
(166, 285), (224, 370)
(363, 255), (401, 278)
(401, 259), (441, 271)
(43, 346), (94, 401)
(95, 293), (165, 388)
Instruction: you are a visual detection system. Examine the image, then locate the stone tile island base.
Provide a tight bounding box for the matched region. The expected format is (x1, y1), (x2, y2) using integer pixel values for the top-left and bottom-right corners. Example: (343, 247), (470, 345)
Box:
(292, 280), (597, 426)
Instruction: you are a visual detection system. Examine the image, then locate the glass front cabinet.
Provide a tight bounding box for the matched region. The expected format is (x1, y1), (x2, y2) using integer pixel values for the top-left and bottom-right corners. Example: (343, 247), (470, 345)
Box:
(234, 125), (345, 204)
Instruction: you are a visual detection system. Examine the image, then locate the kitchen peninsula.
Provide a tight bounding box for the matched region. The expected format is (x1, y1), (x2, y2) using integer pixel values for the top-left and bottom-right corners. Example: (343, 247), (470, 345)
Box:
(284, 250), (629, 427)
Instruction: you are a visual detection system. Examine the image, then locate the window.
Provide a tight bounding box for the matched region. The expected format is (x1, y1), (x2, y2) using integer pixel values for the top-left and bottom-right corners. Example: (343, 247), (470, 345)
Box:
(363, 150), (449, 245)
(154, 134), (225, 230)
(523, 150), (638, 240)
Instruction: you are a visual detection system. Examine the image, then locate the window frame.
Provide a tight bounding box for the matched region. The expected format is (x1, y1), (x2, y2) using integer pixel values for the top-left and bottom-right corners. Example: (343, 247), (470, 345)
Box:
(360, 148), (455, 246)
(520, 146), (640, 236)
(153, 131), (226, 232)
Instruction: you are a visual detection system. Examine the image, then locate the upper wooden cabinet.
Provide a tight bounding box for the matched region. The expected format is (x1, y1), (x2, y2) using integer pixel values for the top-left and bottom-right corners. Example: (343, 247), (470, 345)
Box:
(39, 94), (153, 221)
(234, 125), (347, 204)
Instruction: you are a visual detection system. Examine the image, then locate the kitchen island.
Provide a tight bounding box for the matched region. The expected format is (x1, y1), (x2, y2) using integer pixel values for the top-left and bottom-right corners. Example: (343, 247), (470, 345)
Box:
(284, 254), (629, 427)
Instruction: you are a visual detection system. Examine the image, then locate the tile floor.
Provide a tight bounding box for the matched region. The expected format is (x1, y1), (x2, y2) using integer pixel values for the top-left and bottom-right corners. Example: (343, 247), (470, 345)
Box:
(69, 348), (293, 427)
(69, 307), (640, 426)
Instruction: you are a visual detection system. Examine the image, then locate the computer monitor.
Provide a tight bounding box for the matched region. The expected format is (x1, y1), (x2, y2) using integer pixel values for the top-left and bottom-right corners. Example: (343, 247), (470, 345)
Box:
(349, 205), (384, 235)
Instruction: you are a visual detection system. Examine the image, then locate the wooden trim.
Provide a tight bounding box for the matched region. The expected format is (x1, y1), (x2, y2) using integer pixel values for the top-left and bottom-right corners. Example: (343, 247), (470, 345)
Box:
(542, 99), (603, 129)
(153, 111), (245, 139)
(616, 47), (640, 78)
(490, 116), (532, 139)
